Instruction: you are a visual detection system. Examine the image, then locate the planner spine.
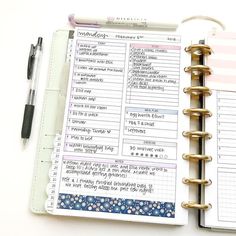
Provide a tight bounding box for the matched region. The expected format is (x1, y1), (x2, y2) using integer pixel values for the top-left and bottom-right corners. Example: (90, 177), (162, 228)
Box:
(181, 43), (213, 211)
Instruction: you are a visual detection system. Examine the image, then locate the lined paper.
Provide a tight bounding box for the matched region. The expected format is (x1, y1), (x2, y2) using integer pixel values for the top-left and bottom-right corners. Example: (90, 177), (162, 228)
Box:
(218, 168), (236, 222)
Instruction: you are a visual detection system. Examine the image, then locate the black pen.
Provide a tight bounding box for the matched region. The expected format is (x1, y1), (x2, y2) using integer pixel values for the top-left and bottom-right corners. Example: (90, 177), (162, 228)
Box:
(21, 37), (43, 140)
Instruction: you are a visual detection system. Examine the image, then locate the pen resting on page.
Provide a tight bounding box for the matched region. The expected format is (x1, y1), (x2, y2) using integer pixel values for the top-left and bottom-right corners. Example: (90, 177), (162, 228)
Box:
(68, 14), (178, 31)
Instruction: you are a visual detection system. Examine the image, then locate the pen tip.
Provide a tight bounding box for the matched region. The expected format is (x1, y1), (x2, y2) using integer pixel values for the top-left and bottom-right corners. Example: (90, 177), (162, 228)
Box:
(22, 139), (28, 145)
(37, 37), (43, 48)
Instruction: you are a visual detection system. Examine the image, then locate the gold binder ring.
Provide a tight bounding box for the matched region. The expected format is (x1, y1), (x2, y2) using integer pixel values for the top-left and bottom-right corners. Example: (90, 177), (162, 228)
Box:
(183, 108), (212, 117)
(182, 153), (212, 162)
(182, 131), (212, 139)
(184, 65), (211, 77)
(181, 201), (212, 210)
(185, 44), (212, 56)
(183, 86), (212, 96)
(182, 177), (212, 186)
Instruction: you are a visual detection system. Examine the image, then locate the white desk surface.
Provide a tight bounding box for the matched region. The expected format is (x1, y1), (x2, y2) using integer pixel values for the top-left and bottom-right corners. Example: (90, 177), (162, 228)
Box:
(1, 0), (236, 235)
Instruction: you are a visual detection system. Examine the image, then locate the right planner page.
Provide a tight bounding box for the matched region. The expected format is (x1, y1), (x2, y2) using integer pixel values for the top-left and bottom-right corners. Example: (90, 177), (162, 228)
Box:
(204, 32), (236, 230)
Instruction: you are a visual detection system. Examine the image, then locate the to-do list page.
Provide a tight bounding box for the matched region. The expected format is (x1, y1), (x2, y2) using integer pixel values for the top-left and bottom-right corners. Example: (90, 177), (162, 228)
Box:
(48, 28), (190, 225)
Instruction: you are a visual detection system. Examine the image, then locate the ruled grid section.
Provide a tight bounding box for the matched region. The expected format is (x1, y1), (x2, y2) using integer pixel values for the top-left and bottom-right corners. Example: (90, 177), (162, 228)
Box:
(218, 168), (236, 222)
(217, 91), (236, 165)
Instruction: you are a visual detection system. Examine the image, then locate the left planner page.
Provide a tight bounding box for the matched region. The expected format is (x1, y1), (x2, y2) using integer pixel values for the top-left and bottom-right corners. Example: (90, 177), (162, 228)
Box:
(46, 27), (190, 225)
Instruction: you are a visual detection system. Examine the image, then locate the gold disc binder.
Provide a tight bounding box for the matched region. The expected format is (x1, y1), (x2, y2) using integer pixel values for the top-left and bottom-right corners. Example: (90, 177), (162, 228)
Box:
(182, 153), (212, 162)
(185, 44), (212, 55)
(181, 202), (212, 210)
(182, 178), (212, 186)
(182, 43), (212, 211)
(182, 131), (212, 139)
(183, 86), (212, 96)
(183, 108), (212, 117)
(184, 65), (211, 76)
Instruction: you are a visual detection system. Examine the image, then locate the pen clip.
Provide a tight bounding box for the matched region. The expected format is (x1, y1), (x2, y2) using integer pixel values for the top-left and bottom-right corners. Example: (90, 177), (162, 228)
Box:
(27, 44), (36, 80)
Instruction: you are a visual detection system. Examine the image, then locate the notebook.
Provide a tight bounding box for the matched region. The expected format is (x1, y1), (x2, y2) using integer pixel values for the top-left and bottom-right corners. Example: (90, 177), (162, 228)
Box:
(31, 26), (236, 230)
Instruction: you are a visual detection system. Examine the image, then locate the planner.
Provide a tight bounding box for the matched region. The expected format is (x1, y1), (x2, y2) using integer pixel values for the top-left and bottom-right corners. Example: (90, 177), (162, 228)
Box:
(30, 26), (236, 230)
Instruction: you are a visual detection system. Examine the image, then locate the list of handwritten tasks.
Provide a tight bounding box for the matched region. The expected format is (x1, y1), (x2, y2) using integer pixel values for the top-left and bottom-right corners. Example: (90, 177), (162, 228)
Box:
(127, 43), (180, 107)
(124, 107), (178, 138)
(61, 27), (185, 167)
(64, 40), (126, 155)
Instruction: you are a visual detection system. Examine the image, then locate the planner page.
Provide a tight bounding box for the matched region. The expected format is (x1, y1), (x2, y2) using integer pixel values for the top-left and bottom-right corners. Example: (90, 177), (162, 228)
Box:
(204, 32), (236, 230)
(46, 27), (190, 225)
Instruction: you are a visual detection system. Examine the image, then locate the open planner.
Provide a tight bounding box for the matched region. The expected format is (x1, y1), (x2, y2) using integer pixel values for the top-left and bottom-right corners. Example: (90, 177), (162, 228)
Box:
(30, 25), (236, 230)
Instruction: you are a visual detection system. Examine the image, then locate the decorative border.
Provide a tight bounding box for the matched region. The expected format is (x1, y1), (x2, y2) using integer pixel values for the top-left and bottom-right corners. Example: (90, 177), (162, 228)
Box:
(57, 193), (175, 218)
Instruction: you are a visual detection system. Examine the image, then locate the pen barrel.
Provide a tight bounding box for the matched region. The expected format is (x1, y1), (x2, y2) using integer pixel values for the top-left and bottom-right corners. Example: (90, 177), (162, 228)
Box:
(27, 89), (35, 105)
(21, 104), (35, 139)
(30, 48), (42, 91)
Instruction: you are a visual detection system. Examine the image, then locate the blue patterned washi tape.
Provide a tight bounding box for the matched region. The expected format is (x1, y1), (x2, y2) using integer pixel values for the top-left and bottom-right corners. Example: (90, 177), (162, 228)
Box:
(57, 193), (175, 218)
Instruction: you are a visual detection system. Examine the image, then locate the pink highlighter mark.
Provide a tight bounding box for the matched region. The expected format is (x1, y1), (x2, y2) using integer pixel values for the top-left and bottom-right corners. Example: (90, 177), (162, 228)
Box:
(208, 59), (236, 69)
(211, 45), (236, 55)
(207, 33), (236, 84)
(208, 75), (236, 84)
